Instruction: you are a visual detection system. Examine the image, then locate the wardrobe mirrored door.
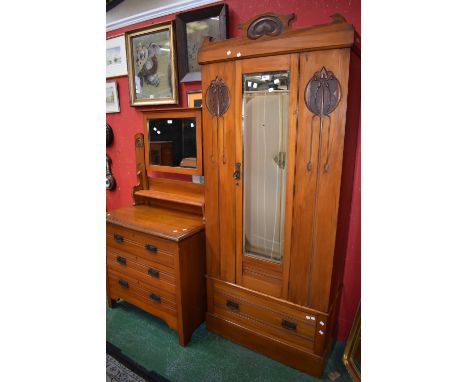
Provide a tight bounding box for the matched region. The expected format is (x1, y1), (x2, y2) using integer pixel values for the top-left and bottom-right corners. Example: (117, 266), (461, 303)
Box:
(242, 71), (290, 263)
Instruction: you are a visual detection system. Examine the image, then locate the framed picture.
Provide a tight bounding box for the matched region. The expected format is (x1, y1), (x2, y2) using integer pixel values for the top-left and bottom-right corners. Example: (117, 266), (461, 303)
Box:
(106, 81), (120, 113)
(187, 90), (202, 108)
(176, 4), (227, 82)
(126, 22), (178, 106)
(106, 35), (128, 78)
(343, 303), (361, 382)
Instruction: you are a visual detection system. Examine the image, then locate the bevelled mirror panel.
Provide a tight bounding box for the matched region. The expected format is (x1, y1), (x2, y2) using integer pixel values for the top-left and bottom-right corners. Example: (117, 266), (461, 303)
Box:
(242, 70), (290, 263)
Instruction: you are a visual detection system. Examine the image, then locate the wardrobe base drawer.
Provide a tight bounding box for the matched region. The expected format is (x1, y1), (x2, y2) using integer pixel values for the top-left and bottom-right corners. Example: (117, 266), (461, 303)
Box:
(206, 312), (327, 378)
(210, 278), (323, 352)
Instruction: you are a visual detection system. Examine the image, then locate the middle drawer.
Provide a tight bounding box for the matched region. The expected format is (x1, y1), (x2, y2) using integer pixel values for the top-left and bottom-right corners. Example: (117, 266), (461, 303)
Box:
(107, 249), (176, 295)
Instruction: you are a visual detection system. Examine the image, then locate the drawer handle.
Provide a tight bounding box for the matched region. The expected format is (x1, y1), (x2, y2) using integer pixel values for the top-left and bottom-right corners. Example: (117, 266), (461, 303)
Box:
(147, 268), (160, 278)
(281, 320), (297, 331)
(149, 293), (161, 303)
(116, 256), (126, 265)
(145, 244), (157, 253)
(113, 234), (124, 243)
(226, 300), (239, 311)
(118, 279), (129, 289)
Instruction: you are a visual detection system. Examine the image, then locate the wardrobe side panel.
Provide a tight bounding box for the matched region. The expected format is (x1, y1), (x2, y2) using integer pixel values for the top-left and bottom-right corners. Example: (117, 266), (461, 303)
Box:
(289, 49), (351, 312)
(202, 61), (237, 282)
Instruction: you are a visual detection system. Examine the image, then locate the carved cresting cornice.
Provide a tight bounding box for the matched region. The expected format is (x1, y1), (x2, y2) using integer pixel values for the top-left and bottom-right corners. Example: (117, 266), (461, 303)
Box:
(198, 13), (354, 65)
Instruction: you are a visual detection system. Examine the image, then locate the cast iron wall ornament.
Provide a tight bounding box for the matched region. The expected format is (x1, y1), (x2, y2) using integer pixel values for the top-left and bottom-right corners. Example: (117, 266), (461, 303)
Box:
(106, 154), (116, 191)
(205, 76), (230, 163)
(304, 67), (341, 172)
(106, 123), (114, 147)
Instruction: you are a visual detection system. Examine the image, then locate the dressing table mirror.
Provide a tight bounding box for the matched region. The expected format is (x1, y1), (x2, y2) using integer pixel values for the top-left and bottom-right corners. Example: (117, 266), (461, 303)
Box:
(143, 108), (203, 176)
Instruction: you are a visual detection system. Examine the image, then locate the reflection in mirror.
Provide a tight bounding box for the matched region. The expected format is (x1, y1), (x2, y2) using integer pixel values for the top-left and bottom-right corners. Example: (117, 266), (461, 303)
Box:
(147, 117), (197, 168)
(242, 71), (290, 263)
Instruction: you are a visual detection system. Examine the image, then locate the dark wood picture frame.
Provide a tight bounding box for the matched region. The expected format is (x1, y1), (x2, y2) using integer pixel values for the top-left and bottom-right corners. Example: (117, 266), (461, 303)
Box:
(175, 4), (228, 83)
(142, 108), (203, 176)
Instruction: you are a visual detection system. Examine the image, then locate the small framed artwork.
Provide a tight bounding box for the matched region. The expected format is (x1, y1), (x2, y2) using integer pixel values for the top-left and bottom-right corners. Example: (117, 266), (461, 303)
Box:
(106, 35), (128, 78)
(176, 4), (228, 82)
(106, 81), (120, 113)
(126, 21), (178, 106)
(187, 90), (202, 108)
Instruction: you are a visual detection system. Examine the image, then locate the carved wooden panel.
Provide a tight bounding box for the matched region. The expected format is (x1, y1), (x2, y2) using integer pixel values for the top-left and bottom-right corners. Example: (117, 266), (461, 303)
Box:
(239, 13), (295, 39)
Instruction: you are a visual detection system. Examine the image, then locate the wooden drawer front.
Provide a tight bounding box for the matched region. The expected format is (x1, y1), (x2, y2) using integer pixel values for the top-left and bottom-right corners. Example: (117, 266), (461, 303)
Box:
(107, 224), (176, 268)
(212, 281), (317, 351)
(107, 249), (176, 294)
(108, 270), (177, 316)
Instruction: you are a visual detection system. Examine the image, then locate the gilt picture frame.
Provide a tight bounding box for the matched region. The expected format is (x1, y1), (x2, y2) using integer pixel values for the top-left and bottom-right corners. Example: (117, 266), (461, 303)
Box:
(186, 90), (202, 108)
(106, 35), (128, 78)
(175, 4), (227, 83)
(126, 21), (178, 106)
(343, 303), (361, 382)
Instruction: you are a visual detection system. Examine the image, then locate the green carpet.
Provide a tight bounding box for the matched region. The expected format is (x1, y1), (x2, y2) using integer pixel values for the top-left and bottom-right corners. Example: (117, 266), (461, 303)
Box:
(106, 301), (352, 382)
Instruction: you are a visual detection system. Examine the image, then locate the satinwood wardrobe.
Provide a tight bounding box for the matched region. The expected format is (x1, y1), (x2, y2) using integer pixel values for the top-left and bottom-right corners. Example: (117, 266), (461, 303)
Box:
(198, 13), (356, 376)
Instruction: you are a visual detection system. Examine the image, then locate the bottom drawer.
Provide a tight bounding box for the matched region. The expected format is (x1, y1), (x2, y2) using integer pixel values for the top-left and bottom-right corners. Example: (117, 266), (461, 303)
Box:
(211, 279), (319, 352)
(108, 270), (178, 328)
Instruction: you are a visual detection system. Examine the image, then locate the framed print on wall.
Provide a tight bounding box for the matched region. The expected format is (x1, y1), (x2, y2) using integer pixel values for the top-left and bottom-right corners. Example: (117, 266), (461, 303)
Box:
(176, 4), (227, 82)
(187, 90), (202, 108)
(106, 81), (120, 113)
(126, 21), (178, 106)
(106, 35), (128, 78)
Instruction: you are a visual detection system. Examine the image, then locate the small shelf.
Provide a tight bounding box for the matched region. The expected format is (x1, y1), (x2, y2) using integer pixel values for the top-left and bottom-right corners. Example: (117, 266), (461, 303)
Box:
(134, 189), (204, 208)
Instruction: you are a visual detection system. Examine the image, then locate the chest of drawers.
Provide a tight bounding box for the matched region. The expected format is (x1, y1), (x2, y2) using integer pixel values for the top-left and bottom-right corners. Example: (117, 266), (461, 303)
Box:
(106, 205), (206, 346)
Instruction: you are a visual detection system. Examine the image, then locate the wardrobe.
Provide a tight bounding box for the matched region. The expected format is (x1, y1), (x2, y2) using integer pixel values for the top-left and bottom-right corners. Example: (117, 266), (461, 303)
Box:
(198, 13), (356, 376)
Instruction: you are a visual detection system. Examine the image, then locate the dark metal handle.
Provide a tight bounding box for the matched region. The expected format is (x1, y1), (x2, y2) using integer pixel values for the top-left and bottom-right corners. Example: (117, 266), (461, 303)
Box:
(145, 244), (157, 253)
(116, 256), (126, 265)
(118, 279), (128, 288)
(281, 319), (297, 331)
(226, 300), (239, 311)
(147, 268), (159, 278)
(233, 162), (241, 180)
(149, 293), (161, 303)
(113, 234), (124, 243)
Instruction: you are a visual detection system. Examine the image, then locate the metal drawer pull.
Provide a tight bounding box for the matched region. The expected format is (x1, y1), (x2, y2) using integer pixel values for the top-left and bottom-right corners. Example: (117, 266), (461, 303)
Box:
(226, 300), (239, 311)
(145, 244), (157, 253)
(281, 320), (297, 331)
(147, 268), (159, 278)
(149, 293), (161, 303)
(118, 279), (128, 288)
(116, 256), (126, 265)
(113, 234), (124, 243)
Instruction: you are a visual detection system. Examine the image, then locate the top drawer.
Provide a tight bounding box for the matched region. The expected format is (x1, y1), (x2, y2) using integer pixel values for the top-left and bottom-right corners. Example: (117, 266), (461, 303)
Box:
(107, 223), (177, 268)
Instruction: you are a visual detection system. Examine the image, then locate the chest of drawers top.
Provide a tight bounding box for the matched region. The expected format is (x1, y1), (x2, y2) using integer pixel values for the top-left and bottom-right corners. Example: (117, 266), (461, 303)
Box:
(106, 205), (204, 242)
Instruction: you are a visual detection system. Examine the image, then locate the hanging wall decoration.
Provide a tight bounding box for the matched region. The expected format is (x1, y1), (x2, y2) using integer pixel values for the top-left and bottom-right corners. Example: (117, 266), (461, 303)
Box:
(205, 76), (230, 163)
(106, 155), (116, 191)
(304, 67), (341, 172)
(106, 123), (114, 147)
